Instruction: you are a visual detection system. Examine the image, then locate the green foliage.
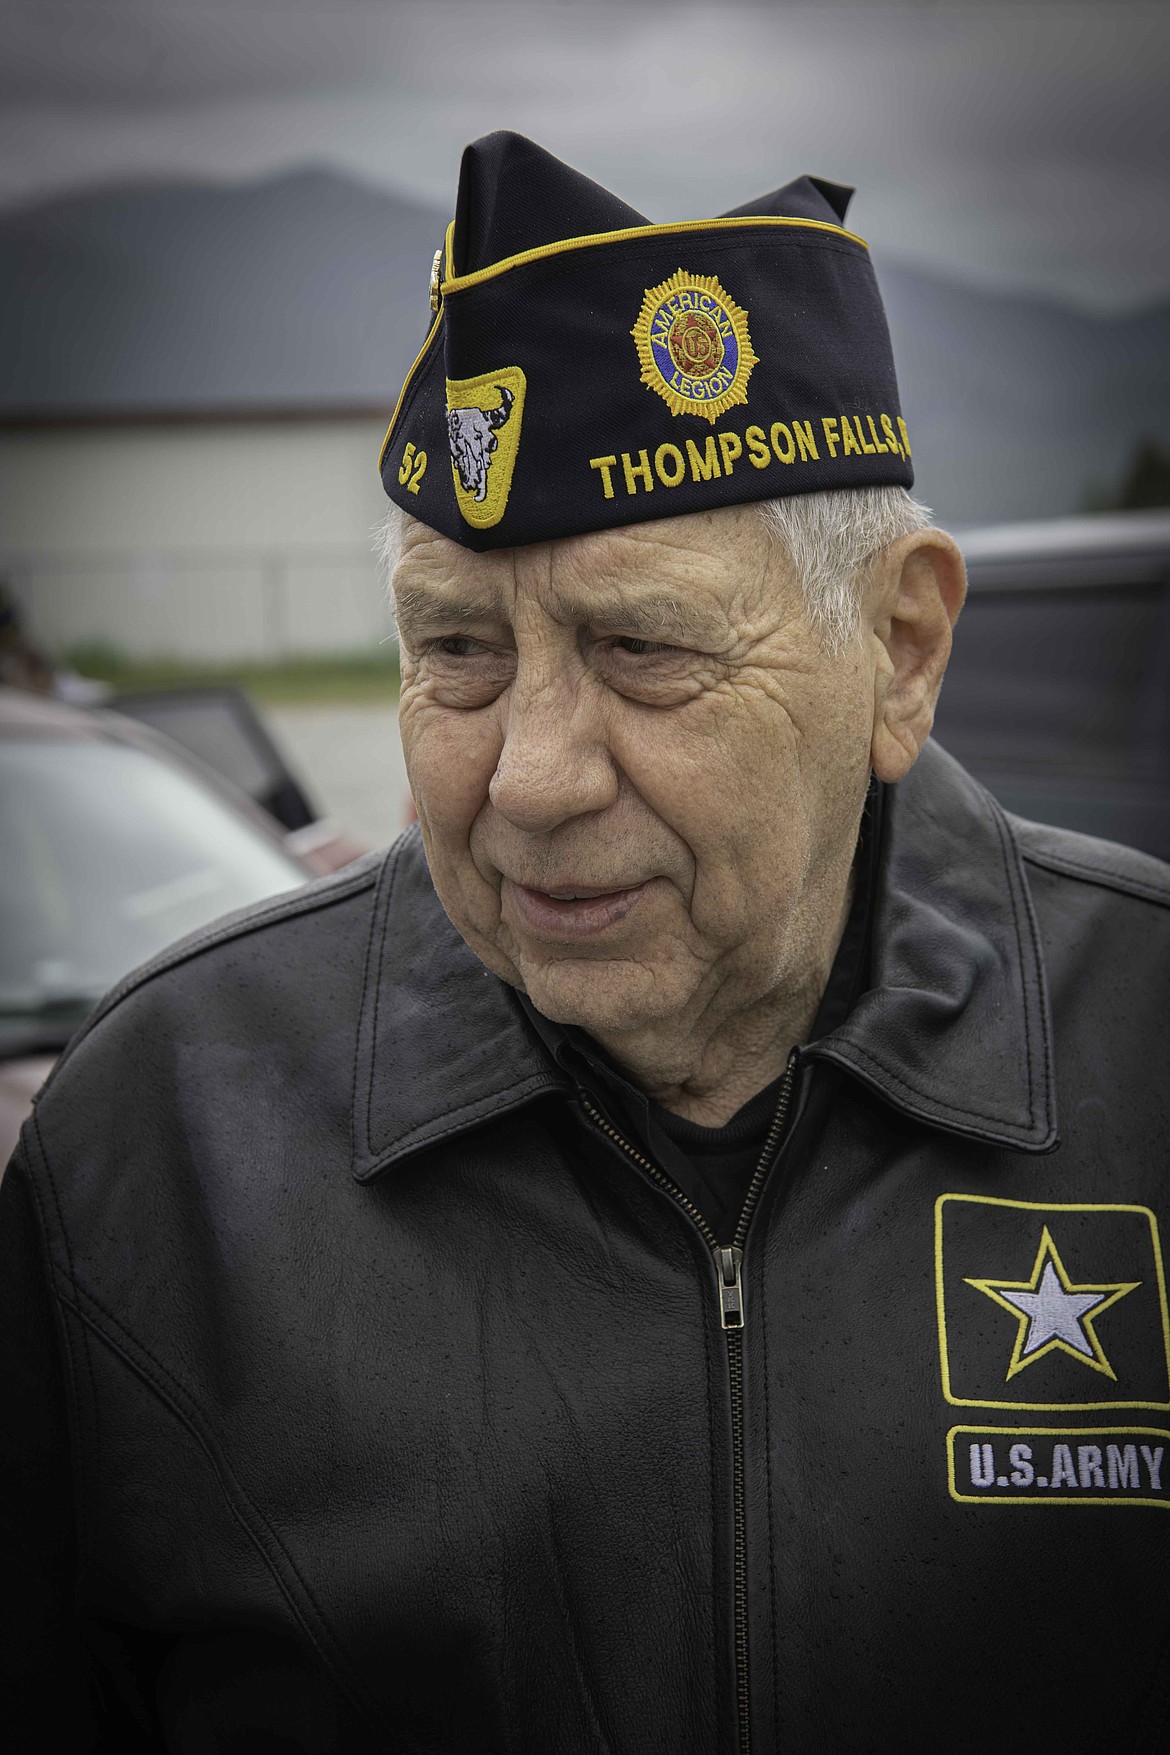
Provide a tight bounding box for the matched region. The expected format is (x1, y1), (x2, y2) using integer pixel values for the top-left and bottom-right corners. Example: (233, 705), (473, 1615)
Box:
(1116, 439), (1170, 510)
(1083, 438), (1170, 513)
(61, 645), (401, 704)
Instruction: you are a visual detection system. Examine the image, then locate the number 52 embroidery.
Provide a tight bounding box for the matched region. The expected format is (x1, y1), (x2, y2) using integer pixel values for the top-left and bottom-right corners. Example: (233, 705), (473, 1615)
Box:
(398, 443), (428, 495)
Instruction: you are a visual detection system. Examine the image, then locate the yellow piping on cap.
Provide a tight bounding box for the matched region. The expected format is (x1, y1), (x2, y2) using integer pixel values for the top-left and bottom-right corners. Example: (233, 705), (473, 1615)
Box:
(378, 222), (457, 466)
(440, 213), (868, 296)
(377, 310), (443, 466)
(378, 215), (868, 463)
(380, 233), (456, 470)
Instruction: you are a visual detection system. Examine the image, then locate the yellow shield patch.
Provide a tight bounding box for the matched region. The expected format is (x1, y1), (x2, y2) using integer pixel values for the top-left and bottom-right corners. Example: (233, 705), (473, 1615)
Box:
(446, 367), (527, 529)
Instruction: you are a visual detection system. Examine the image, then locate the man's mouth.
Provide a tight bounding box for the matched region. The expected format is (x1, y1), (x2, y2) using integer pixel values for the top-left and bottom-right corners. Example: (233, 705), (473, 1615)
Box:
(545, 886), (619, 900)
(505, 879), (651, 940)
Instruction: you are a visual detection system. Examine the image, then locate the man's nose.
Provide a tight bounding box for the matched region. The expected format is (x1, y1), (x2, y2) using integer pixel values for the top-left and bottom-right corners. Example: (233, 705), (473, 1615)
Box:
(488, 672), (618, 833)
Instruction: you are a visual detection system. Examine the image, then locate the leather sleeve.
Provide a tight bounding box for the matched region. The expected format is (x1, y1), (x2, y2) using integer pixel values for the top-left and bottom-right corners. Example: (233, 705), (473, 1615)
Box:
(0, 1150), (156, 1751)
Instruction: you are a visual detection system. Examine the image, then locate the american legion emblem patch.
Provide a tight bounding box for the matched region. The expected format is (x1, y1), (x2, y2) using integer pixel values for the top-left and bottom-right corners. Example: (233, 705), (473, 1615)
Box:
(631, 270), (758, 424)
(935, 1194), (1170, 1509)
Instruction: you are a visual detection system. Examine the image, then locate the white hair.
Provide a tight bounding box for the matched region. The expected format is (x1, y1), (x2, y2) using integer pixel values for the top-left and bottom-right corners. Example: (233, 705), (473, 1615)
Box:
(376, 484), (932, 654)
(375, 502), (408, 584)
(758, 485), (933, 652)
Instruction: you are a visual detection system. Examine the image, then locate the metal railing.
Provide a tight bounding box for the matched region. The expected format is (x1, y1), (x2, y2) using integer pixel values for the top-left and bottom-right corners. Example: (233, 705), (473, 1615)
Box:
(2, 544), (395, 662)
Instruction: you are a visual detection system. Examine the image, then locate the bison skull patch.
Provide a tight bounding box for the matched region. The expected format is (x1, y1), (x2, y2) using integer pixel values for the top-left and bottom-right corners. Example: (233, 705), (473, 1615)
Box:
(445, 367), (527, 530)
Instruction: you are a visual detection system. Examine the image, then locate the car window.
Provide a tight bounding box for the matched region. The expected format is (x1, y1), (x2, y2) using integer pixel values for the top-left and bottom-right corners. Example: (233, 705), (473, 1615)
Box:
(936, 584), (1170, 779)
(119, 693), (278, 800)
(0, 737), (306, 1020)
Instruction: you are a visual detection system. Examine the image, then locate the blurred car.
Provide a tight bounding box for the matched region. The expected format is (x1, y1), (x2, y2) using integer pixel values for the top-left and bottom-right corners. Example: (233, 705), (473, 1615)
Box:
(111, 683), (322, 834)
(106, 682), (374, 871)
(0, 686), (348, 1164)
(937, 510), (1170, 860)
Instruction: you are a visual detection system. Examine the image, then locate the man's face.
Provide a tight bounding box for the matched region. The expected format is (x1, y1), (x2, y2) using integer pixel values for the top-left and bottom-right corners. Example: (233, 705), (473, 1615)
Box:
(393, 504), (882, 1042)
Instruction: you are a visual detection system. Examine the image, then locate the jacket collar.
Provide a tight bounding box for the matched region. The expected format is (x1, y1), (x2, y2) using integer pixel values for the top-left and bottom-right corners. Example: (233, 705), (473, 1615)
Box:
(351, 837), (563, 1180)
(803, 740), (1055, 1152)
(352, 741), (1055, 1180)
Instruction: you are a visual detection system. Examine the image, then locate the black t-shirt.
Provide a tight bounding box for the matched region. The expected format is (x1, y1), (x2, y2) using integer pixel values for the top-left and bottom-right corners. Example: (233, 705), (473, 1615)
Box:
(520, 782), (884, 1240)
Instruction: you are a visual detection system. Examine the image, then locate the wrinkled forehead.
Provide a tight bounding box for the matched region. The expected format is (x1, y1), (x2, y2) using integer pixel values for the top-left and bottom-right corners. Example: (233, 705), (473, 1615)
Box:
(392, 504), (780, 632)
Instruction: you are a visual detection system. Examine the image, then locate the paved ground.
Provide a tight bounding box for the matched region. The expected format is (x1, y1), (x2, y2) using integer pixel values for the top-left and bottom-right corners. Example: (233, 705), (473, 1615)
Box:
(264, 702), (413, 852)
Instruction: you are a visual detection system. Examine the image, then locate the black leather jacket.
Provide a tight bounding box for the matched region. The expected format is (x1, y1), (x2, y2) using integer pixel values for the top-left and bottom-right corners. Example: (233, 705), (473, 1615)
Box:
(4, 742), (1170, 1753)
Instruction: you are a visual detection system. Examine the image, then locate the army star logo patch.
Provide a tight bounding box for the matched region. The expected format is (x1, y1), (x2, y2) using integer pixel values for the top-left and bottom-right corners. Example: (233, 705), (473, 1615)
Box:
(936, 1195), (1170, 1411)
(965, 1227), (1139, 1381)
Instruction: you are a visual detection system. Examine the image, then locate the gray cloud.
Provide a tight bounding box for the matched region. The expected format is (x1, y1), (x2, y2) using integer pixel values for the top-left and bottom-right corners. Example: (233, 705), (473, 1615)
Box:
(1, 0), (1167, 310)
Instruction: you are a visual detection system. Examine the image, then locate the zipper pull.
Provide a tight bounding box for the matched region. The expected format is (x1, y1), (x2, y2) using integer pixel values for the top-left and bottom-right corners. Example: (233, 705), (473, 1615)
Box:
(716, 1245), (745, 1330)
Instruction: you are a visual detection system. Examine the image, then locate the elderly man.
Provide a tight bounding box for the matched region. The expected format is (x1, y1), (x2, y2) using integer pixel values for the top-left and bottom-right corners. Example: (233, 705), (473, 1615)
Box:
(3, 133), (1169, 1753)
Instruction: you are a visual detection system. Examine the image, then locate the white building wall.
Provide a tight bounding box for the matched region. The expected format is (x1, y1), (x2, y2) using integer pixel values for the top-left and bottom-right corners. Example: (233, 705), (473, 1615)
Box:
(0, 417), (396, 660)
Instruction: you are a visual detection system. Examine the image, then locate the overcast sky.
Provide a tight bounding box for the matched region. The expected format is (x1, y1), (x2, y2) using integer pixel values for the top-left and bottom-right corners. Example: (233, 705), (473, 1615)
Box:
(2, 0), (1167, 312)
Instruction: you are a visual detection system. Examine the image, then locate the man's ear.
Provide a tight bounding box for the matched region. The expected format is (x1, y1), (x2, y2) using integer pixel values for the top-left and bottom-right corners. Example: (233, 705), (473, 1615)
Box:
(868, 529), (966, 784)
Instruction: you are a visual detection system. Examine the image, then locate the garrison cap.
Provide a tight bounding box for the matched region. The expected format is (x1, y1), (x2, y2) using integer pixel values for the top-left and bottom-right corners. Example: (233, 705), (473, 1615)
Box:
(379, 131), (912, 550)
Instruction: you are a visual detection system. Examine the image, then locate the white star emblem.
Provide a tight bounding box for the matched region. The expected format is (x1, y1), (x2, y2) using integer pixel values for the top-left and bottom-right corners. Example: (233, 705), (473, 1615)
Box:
(966, 1227), (1139, 1381)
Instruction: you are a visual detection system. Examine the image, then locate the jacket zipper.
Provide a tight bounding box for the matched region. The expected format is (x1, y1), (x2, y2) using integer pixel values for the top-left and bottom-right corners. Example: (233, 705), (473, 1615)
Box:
(580, 1053), (797, 1755)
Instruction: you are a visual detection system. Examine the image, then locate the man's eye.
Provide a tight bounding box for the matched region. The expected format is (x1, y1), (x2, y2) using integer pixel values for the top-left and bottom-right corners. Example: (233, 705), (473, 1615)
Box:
(429, 635), (486, 657)
(612, 636), (673, 657)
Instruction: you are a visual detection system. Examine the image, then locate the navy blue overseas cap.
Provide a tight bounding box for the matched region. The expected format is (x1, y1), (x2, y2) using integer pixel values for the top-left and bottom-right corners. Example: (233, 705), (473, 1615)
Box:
(379, 131), (912, 551)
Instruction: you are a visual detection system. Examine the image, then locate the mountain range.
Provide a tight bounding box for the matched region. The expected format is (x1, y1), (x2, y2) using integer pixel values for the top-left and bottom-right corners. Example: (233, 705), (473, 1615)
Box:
(2, 168), (1167, 526)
